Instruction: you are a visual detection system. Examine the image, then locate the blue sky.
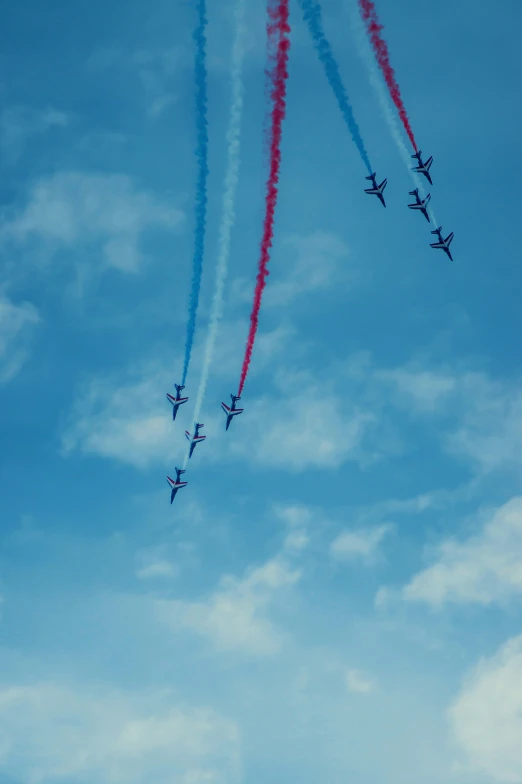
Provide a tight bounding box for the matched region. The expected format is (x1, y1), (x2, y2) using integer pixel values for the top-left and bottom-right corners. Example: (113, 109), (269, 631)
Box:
(1, 0), (522, 781)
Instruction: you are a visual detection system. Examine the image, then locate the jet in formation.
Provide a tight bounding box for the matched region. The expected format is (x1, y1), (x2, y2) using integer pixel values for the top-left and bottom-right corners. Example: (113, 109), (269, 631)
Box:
(411, 151), (433, 184)
(407, 188), (431, 222)
(167, 468), (188, 503)
(430, 226), (454, 261)
(221, 394), (244, 430)
(166, 383), (189, 421)
(364, 172), (387, 207)
(185, 423), (206, 458)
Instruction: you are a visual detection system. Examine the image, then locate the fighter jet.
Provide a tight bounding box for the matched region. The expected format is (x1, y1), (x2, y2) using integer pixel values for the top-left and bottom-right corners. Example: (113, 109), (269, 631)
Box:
(167, 468), (188, 503)
(166, 384), (189, 421)
(430, 227), (454, 261)
(407, 188), (431, 222)
(364, 172), (387, 207)
(221, 394), (244, 431)
(185, 423), (206, 458)
(411, 150), (433, 184)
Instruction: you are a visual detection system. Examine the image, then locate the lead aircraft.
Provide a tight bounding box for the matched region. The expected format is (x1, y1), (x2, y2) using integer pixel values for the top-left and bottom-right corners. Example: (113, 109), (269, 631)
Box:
(166, 383), (189, 421)
(364, 172), (387, 207)
(221, 394), (244, 431)
(430, 227), (454, 261)
(185, 423), (206, 458)
(407, 188), (431, 222)
(411, 151), (433, 184)
(167, 468), (188, 503)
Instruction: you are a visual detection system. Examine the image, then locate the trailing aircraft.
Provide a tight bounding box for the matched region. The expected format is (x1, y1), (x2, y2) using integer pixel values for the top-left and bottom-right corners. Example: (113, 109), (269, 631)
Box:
(364, 172), (387, 207)
(166, 384), (189, 421)
(185, 423), (206, 458)
(167, 468), (188, 503)
(221, 394), (244, 431)
(411, 150), (433, 184)
(430, 226), (454, 261)
(407, 188), (431, 222)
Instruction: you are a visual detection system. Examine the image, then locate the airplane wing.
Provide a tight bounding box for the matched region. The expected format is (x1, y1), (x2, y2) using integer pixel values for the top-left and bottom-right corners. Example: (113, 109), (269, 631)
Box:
(167, 476), (176, 488)
(221, 403), (231, 413)
(166, 393), (176, 405)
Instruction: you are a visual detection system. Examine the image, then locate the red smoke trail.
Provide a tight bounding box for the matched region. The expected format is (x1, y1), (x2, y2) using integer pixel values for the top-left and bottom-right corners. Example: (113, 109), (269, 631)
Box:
(238, 0), (290, 396)
(358, 0), (417, 152)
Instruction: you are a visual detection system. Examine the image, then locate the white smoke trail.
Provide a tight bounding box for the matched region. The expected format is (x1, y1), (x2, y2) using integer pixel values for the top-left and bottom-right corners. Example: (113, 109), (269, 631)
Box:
(183, 0), (246, 469)
(349, 3), (438, 226)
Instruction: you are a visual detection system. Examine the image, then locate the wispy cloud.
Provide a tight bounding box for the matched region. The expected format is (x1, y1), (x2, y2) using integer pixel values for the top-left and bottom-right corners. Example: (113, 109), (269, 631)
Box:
(344, 668), (375, 694)
(62, 365), (182, 469)
(86, 46), (183, 119)
(136, 560), (178, 580)
(156, 556), (301, 656)
(403, 496), (522, 607)
(448, 633), (522, 782)
(230, 231), (355, 309)
(331, 523), (393, 562)
(1, 171), (184, 274)
(0, 294), (39, 383)
(0, 681), (240, 784)
(264, 231), (354, 307)
(0, 105), (70, 164)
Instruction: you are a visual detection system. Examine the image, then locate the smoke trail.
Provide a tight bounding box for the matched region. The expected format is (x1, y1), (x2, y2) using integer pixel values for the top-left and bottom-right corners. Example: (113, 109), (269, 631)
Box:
(181, 0), (209, 386)
(237, 0), (290, 397)
(358, 0), (417, 152)
(350, 5), (437, 225)
(182, 0), (247, 467)
(298, 0), (372, 173)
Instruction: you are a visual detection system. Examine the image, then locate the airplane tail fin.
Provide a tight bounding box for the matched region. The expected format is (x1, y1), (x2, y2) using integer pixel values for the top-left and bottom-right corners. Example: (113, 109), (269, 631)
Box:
(431, 227), (442, 235)
(408, 189), (418, 196)
(365, 173), (376, 181)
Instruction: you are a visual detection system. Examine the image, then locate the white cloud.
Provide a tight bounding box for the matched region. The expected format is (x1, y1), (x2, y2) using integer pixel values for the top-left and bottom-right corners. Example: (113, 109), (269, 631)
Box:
(273, 504), (312, 552)
(62, 366), (182, 469)
(376, 362), (522, 475)
(0, 105), (70, 164)
(86, 46), (183, 119)
(230, 385), (377, 471)
(331, 524), (393, 561)
(449, 634), (522, 783)
(403, 497), (522, 607)
(1, 171), (184, 273)
(156, 557), (301, 656)
(344, 668), (375, 694)
(264, 232), (353, 307)
(0, 294), (39, 383)
(62, 351), (379, 473)
(377, 367), (456, 413)
(136, 560), (178, 580)
(0, 681), (240, 784)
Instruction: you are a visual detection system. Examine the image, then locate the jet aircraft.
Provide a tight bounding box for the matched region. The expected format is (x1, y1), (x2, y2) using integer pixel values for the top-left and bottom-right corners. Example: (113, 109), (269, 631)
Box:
(411, 150), (433, 184)
(167, 468), (188, 503)
(407, 188), (431, 222)
(364, 172), (387, 207)
(221, 394), (244, 431)
(185, 423), (206, 458)
(430, 227), (454, 261)
(166, 384), (189, 421)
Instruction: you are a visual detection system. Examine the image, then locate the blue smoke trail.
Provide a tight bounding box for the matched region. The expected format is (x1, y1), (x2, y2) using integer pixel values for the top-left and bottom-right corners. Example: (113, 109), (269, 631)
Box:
(299, 0), (372, 173)
(182, 0), (209, 385)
